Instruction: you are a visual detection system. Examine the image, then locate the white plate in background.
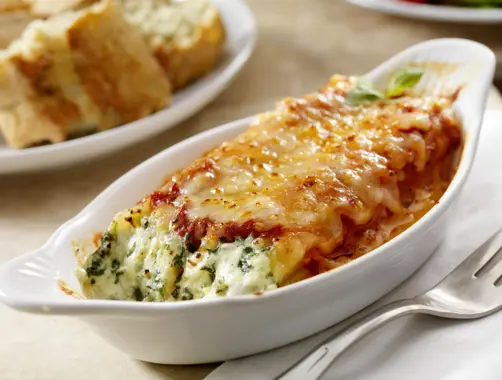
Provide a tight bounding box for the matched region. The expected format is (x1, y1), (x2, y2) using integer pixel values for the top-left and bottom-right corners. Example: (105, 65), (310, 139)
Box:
(347, 0), (502, 23)
(0, 0), (256, 174)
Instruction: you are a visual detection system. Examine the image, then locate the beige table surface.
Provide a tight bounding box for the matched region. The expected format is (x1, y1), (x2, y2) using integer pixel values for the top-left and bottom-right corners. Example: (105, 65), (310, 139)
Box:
(2, 1), (502, 379)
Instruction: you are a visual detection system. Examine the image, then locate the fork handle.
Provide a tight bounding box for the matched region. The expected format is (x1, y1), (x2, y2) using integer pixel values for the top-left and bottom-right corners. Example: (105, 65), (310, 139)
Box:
(275, 298), (435, 380)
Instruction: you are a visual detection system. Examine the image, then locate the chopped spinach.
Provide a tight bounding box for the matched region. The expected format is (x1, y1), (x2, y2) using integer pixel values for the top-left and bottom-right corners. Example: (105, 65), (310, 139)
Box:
(170, 272), (183, 300)
(169, 236), (194, 300)
(132, 287), (143, 301)
(173, 234), (191, 268)
(114, 271), (124, 284)
(206, 245), (220, 255)
(238, 257), (253, 273)
(171, 284), (180, 299)
(181, 288), (194, 301)
(86, 255), (107, 276)
(85, 230), (117, 277)
(127, 241), (137, 257)
(111, 259), (120, 273)
(146, 272), (165, 299)
(141, 217), (149, 228)
(238, 245), (258, 273)
(237, 238), (272, 274)
(99, 231), (116, 250)
(158, 285), (165, 298)
(201, 264), (216, 282)
(216, 280), (229, 295)
(172, 251), (186, 268)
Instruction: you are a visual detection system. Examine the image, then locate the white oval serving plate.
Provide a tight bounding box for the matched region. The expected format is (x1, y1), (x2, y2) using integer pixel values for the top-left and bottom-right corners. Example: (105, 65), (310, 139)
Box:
(347, 0), (502, 24)
(0, 39), (495, 364)
(0, 0), (256, 174)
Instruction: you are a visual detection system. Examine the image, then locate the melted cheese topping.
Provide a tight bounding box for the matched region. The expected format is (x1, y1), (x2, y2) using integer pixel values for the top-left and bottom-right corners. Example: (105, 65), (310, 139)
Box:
(76, 75), (461, 301)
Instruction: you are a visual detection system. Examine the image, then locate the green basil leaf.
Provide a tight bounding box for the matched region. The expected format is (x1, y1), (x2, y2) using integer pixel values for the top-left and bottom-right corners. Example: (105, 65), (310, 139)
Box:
(386, 67), (424, 98)
(346, 78), (384, 106)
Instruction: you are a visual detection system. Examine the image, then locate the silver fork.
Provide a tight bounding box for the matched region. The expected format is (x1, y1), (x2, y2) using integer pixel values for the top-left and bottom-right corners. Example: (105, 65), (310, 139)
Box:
(276, 229), (502, 380)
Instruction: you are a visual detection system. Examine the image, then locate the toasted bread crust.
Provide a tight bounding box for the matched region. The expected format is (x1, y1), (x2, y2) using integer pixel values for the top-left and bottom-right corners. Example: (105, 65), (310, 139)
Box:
(0, 1), (32, 49)
(0, 0), (171, 148)
(0, 0), (30, 12)
(67, 0), (171, 127)
(153, 9), (225, 90)
(0, 57), (66, 147)
(3, 0), (226, 90)
(29, 0), (95, 17)
(12, 54), (82, 126)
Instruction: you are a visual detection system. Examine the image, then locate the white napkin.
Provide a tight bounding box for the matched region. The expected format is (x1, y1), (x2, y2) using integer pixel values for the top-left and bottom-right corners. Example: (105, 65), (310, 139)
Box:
(206, 110), (502, 380)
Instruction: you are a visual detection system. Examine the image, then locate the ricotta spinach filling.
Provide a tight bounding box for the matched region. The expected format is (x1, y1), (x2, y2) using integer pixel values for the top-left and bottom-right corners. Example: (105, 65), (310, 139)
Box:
(75, 210), (277, 302)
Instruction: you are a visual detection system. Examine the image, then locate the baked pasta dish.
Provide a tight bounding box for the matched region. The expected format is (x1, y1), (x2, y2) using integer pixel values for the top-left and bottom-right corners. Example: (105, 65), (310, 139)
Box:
(76, 68), (462, 302)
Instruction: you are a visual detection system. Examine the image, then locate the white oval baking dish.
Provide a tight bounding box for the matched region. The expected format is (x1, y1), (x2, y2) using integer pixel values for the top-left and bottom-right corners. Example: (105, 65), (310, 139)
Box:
(0, 39), (495, 364)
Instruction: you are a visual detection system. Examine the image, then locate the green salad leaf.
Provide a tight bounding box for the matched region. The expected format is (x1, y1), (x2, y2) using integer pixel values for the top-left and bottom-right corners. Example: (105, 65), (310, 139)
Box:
(346, 78), (384, 106)
(385, 67), (425, 98)
(452, 0), (502, 8)
(346, 66), (425, 106)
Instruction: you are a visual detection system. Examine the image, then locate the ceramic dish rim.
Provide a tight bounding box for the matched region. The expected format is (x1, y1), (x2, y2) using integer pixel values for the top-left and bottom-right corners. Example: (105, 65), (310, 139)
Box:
(0, 38), (495, 315)
(347, 0), (502, 23)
